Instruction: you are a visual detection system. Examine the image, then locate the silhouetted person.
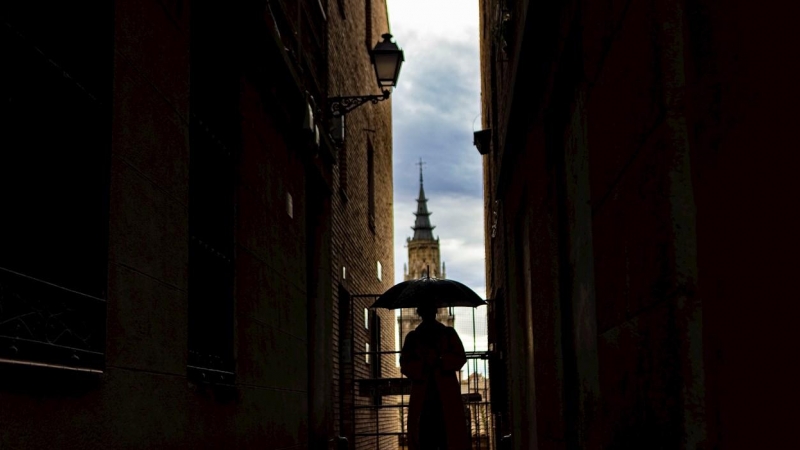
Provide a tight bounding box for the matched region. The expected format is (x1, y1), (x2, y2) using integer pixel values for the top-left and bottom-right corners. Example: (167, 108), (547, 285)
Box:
(400, 304), (469, 450)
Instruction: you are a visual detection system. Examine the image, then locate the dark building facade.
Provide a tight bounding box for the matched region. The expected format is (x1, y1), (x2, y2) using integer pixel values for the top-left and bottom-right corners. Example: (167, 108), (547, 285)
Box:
(328, 2), (399, 450)
(1, 1), (396, 448)
(479, 0), (798, 449)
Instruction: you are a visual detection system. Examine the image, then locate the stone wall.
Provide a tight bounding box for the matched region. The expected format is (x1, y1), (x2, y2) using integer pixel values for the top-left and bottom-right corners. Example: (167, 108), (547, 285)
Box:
(406, 240), (443, 280)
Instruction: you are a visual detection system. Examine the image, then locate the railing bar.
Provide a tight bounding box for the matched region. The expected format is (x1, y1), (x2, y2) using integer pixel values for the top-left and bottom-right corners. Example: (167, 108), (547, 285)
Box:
(354, 432), (407, 436)
(0, 337), (105, 356)
(353, 350), (401, 355)
(354, 404), (409, 409)
(0, 357), (103, 373)
(352, 350), (490, 356)
(186, 365), (236, 376)
(0, 266), (106, 303)
(472, 307), (477, 352)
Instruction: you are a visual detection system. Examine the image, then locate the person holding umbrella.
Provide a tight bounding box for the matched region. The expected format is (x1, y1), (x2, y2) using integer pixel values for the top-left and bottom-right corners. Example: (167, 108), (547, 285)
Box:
(400, 303), (469, 450)
(371, 276), (486, 450)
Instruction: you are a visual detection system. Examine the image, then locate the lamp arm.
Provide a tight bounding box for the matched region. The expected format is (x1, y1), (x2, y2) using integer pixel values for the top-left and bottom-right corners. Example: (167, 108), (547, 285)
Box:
(329, 90), (391, 117)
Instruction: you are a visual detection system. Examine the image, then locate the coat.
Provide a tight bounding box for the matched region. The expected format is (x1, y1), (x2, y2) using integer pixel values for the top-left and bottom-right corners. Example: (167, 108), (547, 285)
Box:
(400, 320), (469, 450)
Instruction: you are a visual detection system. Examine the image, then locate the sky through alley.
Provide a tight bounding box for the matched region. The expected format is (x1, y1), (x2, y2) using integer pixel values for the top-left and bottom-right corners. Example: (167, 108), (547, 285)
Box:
(387, 0), (488, 354)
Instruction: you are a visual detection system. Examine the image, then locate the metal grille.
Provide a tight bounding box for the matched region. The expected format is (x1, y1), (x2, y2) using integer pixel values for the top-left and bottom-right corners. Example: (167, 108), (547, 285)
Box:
(0, 7), (112, 372)
(456, 304), (495, 450)
(344, 295), (495, 450)
(0, 268), (105, 371)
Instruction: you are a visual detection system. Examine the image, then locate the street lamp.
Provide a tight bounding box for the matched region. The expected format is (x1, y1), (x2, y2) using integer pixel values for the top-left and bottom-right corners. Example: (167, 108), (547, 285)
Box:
(329, 33), (404, 118)
(372, 33), (405, 89)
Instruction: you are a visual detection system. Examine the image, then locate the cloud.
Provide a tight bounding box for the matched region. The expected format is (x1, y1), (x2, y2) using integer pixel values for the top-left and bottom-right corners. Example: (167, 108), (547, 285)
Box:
(392, 40), (481, 148)
(388, 0), (483, 204)
(387, 0), (480, 41)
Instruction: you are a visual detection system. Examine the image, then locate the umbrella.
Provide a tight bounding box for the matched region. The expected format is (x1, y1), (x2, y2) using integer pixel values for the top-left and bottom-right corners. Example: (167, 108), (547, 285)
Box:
(370, 277), (487, 309)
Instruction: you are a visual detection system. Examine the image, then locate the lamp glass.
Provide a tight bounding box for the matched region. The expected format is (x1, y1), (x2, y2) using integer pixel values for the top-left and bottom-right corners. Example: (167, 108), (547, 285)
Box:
(374, 52), (401, 87)
(371, 34), (404, 88)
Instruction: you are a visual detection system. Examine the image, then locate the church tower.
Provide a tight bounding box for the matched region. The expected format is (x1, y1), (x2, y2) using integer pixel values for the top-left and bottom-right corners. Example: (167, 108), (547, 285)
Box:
(398, 160), (455, 347)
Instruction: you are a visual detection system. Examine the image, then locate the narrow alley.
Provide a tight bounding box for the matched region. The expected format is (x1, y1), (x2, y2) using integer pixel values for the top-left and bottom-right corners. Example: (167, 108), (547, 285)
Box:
(1, 1), (797, 449)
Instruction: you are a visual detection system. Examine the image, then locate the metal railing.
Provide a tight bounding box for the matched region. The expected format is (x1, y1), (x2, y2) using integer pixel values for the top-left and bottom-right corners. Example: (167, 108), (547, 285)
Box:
(344, 295), (495, 450)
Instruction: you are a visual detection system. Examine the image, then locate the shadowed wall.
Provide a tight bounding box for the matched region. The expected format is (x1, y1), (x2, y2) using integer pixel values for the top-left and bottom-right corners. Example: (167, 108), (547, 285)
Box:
(479, 0), (798, 449)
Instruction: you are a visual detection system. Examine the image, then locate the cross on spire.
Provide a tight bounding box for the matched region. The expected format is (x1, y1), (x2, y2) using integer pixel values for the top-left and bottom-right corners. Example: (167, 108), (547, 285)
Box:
(416, 158), (426, 183)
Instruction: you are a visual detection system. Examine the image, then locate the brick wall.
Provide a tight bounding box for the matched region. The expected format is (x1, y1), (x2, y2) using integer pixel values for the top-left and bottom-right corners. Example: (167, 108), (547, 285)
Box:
(328, 1), (399, 449)
(0, 1), (337, 448)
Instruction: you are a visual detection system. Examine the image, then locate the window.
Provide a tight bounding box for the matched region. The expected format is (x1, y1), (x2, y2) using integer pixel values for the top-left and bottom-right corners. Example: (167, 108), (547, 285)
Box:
(364, 308), (369, 329)
(338, 285), (352, 365)
(0, 1), (112, 372)
(365, 0), (373, 49)
(339, 140), (348, 198)
(187, 2), (239, 383)
(336, 0), (346, 18)
(367, 141), (375, 231)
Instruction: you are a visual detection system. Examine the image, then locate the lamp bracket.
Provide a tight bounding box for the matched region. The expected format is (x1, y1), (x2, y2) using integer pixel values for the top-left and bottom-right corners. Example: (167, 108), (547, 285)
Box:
(329, 90), (391, 117)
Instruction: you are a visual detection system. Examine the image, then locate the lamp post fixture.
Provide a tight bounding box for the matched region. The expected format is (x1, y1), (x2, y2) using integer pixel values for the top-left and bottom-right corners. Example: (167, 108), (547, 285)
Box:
(329, 33), (404, 118)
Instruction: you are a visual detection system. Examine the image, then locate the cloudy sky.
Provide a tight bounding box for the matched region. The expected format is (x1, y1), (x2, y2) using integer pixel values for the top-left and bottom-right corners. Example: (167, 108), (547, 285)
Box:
(386, 0), (488, 357)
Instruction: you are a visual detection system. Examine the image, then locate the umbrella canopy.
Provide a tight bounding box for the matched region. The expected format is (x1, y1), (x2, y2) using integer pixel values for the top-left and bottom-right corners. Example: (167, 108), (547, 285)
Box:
(370, 277), (487, 309)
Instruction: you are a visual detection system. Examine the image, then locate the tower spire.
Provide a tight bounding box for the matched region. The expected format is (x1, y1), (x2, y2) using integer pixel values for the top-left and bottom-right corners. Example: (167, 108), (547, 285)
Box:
(412, 159), (435, 241)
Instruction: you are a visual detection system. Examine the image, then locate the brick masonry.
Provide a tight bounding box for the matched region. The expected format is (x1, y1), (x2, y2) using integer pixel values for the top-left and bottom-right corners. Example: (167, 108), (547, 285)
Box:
(328, 1), (400, 449)
(0, 1), (399, 449)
